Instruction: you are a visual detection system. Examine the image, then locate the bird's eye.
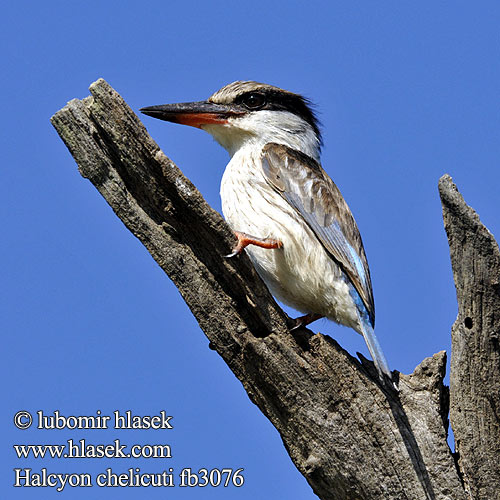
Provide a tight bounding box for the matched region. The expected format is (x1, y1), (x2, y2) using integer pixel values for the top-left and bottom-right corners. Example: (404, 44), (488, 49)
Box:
(242, 93), (266, 110)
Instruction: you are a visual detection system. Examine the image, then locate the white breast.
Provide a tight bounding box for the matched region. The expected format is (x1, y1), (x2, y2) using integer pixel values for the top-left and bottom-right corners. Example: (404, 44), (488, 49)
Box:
(220, 145), (361, 332)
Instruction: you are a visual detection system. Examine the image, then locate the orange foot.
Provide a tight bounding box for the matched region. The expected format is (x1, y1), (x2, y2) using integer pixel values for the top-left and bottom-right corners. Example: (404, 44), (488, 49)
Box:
(226, 231), (283, 258)
(290, 313), (323, 331)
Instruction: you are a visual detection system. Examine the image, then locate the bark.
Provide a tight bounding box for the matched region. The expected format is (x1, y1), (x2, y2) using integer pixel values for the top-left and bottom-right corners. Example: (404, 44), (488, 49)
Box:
(50, 79), (496, 499)
(439, 175), (500, 499)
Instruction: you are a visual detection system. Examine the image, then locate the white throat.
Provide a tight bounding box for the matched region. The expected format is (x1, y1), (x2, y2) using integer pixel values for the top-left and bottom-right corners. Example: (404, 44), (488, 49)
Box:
(202, 110), (321, 161)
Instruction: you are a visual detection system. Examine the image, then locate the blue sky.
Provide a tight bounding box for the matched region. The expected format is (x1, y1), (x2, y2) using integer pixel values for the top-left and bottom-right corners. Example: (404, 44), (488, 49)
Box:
(3, 2), (500, 498)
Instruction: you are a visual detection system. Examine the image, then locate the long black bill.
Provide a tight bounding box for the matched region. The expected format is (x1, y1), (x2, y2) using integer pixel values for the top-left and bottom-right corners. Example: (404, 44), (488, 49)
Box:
(140, 101), (244, 128)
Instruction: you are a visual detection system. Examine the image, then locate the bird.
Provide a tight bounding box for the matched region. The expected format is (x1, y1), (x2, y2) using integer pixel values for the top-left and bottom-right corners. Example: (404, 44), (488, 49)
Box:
(140, 81), (392, 384)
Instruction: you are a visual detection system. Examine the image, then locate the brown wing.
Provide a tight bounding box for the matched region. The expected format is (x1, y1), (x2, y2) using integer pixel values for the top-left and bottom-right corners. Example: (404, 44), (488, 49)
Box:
(261, 142), (375, 325)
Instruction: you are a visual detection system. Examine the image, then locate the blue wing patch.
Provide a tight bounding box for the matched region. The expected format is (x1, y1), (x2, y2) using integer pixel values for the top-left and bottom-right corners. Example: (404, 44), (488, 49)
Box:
(261, 143), (375, 326)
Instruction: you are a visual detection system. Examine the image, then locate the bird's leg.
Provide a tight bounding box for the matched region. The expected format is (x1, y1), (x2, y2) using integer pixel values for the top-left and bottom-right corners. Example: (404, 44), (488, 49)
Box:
(290, 312), (323, 331)
(226, 231), (283, 258)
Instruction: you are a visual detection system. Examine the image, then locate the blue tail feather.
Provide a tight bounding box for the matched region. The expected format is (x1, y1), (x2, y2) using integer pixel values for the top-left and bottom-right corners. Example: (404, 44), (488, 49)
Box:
(358, 315), (391, 380)
(349, 286), (392, 383)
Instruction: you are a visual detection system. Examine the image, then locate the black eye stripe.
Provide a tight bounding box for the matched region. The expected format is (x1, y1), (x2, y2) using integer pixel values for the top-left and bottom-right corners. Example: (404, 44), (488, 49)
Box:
(233, 88), (322, 147)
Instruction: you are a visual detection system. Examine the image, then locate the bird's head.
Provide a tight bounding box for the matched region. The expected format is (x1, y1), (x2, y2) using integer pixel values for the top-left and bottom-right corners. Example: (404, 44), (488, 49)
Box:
(140, 81), (322, 160)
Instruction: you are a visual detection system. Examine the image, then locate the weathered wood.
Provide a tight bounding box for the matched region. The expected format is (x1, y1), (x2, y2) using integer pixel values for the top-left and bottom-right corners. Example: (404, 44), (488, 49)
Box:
(439, 175), (500, 499)
(51, 79), (467, 499)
